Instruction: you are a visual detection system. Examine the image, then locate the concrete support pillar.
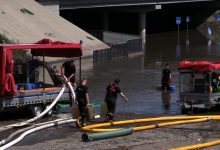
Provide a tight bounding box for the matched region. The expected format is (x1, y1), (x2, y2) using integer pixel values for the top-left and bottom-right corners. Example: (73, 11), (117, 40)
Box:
(103, 12), (109, 31)
(139, 12), (146, 50)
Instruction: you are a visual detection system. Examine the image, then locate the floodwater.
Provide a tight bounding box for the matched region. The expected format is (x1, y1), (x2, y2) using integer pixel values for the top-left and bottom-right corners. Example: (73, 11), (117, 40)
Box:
(1, 28), (220, 149)
(83, 29), (220, 115)
(1, 28), (219, 121)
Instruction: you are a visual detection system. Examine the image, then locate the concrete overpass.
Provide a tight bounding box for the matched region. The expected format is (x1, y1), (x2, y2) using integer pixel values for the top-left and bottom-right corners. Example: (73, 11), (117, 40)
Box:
(58, 0), (218, 37)
(38, 0), (219, 49)
(60, 0), (214, 10)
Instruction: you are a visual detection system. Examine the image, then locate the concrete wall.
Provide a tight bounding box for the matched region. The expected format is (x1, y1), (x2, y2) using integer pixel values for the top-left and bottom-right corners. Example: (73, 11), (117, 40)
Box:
(37, 0), (59, 15)
(0, 0), (110, 57)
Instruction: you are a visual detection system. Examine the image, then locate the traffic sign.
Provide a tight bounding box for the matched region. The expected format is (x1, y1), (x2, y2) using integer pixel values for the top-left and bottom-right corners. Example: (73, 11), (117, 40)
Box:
(186, 16), (190, 23)
(176, 16), (181, 25)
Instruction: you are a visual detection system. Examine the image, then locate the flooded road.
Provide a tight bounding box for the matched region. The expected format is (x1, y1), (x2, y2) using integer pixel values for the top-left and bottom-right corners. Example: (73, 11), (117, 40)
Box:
(1, 28), (219, 121)
(84, 29), (220, 115)
(1, 29), (220, 150)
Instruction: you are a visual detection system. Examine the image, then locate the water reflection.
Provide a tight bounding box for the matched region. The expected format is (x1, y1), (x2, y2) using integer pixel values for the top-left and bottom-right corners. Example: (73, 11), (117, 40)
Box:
(86, 29), (220, 115)
(161, 91), (171, 110)
(186, 39), (190, 47)
(208, 39), (212, 55)
(176, 44), (181, 59)
(144, 30), (216, 65)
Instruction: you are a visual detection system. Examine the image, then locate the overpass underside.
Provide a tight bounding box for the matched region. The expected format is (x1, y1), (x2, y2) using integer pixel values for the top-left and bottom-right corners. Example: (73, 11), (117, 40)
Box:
(60, 1), (219, 34)
(60, 0), (215, 10)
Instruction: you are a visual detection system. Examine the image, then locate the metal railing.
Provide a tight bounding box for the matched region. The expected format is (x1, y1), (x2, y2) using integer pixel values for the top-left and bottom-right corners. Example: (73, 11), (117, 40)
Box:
(90, 31), (143, 63)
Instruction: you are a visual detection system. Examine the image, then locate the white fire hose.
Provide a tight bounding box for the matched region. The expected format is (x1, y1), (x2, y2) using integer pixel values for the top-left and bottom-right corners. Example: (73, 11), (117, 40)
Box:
(0, 76), (78, 149)
(0, 118), (75, 150)
(0, 117), (71, 146)
(0, 86), (66, 132)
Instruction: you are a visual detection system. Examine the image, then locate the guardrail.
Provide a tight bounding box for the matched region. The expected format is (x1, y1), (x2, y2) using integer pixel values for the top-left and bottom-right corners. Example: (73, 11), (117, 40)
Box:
(90, 31), (143, 63)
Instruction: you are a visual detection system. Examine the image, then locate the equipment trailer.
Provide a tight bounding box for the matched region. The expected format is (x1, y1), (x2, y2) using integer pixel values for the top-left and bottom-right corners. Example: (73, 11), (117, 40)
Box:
(0, 39), (82, 116)
(178, 60), (220, 113)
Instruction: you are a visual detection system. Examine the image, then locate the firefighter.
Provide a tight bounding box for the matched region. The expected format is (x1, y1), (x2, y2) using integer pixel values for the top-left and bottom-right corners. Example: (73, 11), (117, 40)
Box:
(104, 79), (128, 121)
(75, 79), (90, 127)
(161, 63), (172, 90)
(61, 60), (76, 87)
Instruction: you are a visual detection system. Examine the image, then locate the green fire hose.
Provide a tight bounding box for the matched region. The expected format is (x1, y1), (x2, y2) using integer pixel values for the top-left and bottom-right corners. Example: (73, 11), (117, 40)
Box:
(82, 128), (133, 142)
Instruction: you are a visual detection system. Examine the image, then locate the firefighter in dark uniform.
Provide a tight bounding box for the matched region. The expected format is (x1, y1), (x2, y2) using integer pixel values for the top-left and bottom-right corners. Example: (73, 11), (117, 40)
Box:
(75, 79), (89, 127)
(61, 60), (76, 86)
(105, 79), (128, 121)
(162, 63), (172, 90)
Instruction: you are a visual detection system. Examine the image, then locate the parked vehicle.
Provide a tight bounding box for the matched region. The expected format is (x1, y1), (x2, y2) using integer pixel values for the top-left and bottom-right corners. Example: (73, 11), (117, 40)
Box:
(178, 60), (220, 113)
(0, 39), (82, 116)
